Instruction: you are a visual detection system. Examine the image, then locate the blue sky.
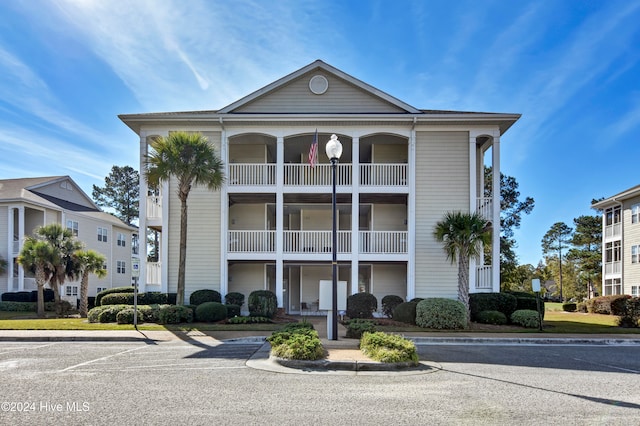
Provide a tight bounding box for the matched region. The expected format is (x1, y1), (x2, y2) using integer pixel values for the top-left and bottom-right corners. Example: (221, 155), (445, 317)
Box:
(1, 0), (639, 266)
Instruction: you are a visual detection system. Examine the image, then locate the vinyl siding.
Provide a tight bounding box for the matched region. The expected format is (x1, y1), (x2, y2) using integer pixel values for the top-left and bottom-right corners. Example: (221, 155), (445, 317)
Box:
(229, 204), (266, 230)
(414, 131), (469, 299)
(235, 72), (406, 114)
(228, 263), (264, 301)
(372, 264), (407, 310)
(36, 180), (94, 208)
(624, 196), (640, 292)
(373, 204), (406, 231)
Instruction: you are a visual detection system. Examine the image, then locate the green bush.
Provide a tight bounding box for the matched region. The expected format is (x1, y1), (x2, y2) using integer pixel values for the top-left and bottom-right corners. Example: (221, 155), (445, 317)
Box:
(226, 316), (271, 324)
(248, 290), (278, 318)
(346, 292), (378, 319)
(409, 298), (424, 303)
(381, 295), (404, 318)
(158, 305), (193, 324)
(585, 295), (629, 315)
(469, 293), (518, 320)
(100, 292), (167, 306)
(345, 319), (376, 339)
(116, 308), (136, 324)
(392, 302), (417, 325)
(576, 302), (587, 313)
(0, 301), (36, 312)
(97, 305), (130, 323)
(195, 301), (227, 322)
(280, 320), (314, 332)
(511, 309), (540, 328)
(96, 287), (134, 306)
(360, 332), (418, 364)
(140, 292), (168, 305)
(100, 292), (134, 306)
(189, 289), (222, 306)
(562, 302), (577, 312)
(476, 310), (508, 325)
(225, 292), (245, 307)
(610, 295), (631, 316)
(225, 304), (241, 318)
(617, 297), (640, 328)
(267, 328), (324, 360)
(416, 298), (468, 330)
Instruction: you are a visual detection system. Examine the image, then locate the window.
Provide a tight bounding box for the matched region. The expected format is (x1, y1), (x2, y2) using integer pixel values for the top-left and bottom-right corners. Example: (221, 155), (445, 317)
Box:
(632, 286), (639, 297)
(66, 286), (78, 296)
(117, 233), (126, 247)
(132, 234), (139, 255)
(604, 278), (622, 295)
(605, 241), (621, 263)
(96, 287), (107, 293)
(67, 220), (79, 236)
(633, 204), (640, 224)
(117, 260), (126, 274)
(605, 206), (621, 226)
(633, 245), (640, 264)
(98, 227), (108, 242)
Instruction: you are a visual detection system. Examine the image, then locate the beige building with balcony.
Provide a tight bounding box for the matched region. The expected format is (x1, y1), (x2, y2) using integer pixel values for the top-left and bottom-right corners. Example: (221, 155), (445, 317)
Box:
(120, 60), (520, 314)
(593, 185), (640, 296)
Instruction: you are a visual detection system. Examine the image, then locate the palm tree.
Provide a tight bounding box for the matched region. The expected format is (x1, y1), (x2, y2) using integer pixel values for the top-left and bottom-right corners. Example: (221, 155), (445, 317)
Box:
(17, 238), (55, 318)
(74, 250), (107, 317)
(434, 211), (491, 315)
(35, 224), (83, 309)
(145, 131), (224, 305)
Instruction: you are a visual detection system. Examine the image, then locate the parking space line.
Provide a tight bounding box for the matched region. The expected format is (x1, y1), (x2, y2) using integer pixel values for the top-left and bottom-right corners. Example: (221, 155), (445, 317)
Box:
(0, 342), (58, 355)
(59, 345), (148, 372)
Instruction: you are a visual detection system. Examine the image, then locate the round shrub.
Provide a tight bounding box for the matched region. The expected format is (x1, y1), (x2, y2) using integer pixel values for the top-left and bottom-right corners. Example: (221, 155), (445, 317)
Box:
(139, 292), (168, 305)
(345, 319), (376, 339)
(96, 287), (134, 306)
(267, 328), (324, 360)
(97, 305), (130, 323)
(469, 293), (518, 321)
(158, 305), (194, 324)
(195, 301), (227, 322)
(562, 302), (577, 312)
(225, 304), (241, 318)
(382, 295), (404, 318)
(393, 302), (417, 325)
(416, 298), (468, 330)
(360, 331), (418, 364)
(116, 308), (136, 324)
(189, 289), (222, 306)
(225, 292), (245, 307)
(248, 290), (278, 318)
(409, 298), (424, 303)
(476, 310), (508, 325)
(511, 309), (540, 328)
(346, 292), (378, 319)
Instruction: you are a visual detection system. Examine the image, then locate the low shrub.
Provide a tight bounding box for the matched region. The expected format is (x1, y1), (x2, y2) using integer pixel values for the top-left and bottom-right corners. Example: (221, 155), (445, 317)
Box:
(393, 302), (418, 325)
(248, 290), (278, 318)
(562, 302), (577, 312)
(189, 289), (222, 306)
(139, 292), (168, 305)
(576, 302), (587, 313)
(158, 305), (193, 324)
(100, 292), (167, 306)
(345, 319), (376, 339)
(381, 295), (404, 318)
(267, 328), (324, 360)
(409, 298), (424, 303)
(0, 301), (36, 312)
(97, 305), (130, 323)
(476, 310), (508, 325)
(96, 287), (134, 306)
(346, 292), (378, 319)
(116, 308), (136, 324)
(585, 295), (629, 315)
(167, 293), (177, 305)
(617, 297), (640, 328)
(280, 320), (314, 332)
(225, 292), (245, 307)
(226, 316), (271, 324)
(195, 301), (227, 322)
(225, 304), (241, 318)
(610, 295), (631, 316)
(416, 298), (468, 330)
(511, 309), (540, 328)
(360, 332), (418, 364)
(1, 291), (33, 303)
(469, 293), (518, 321)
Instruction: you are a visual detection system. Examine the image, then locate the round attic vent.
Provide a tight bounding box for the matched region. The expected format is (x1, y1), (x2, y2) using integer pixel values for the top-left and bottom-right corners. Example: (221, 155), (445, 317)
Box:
(309, 75), (329, 95)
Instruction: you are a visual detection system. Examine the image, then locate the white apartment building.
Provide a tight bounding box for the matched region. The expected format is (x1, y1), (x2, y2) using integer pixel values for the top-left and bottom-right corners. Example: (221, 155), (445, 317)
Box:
(120, 60), (520, 314)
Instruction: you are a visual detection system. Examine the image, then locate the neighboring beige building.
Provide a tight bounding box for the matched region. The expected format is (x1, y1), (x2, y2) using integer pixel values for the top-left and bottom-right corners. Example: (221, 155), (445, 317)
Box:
(593, 185), (640, 296)
(120, 60), (520, 314)
(0, 176), (138, 304)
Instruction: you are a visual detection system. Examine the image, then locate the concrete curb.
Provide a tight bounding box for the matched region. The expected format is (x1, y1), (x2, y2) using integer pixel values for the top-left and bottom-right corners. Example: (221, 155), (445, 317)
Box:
(409, 337), (640, 346)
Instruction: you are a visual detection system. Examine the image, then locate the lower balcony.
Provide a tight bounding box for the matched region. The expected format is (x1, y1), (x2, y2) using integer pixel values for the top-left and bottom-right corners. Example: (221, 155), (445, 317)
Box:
(475, 265), (492, 290)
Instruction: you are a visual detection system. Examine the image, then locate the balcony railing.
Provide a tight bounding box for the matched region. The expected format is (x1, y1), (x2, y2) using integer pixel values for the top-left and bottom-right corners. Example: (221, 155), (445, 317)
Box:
(147, 262), (161, 286)
(228, 164), (276, 186)
(476, 265), (492, 289)
(359, 231), (407, 253)
(477, 197), (493, 221)
(360, 164), (407, 186)
(229, 230), (276, 252)
(146, 196), (162, 219)
(283, 230), (351, 253)
(605, 223), (621, 239)
(284, 164), (351, 186)
(604, 261), (622, 275)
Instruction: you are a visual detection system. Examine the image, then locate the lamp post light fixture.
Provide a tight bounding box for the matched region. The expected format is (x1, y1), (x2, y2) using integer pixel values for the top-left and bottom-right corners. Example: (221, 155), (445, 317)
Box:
(325, 134), (342, 341)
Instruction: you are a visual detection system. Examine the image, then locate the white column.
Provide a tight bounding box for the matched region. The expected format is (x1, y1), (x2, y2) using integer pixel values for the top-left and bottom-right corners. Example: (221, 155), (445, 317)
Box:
(406, 125), (416, 300)
(138, 132), (148, 293)
(468, 134), (477, 293)
(351, 136), (360, 295)
(275, 136), (285, 307)
(492, 135), (501, 293)
(219, 127), (229, 297)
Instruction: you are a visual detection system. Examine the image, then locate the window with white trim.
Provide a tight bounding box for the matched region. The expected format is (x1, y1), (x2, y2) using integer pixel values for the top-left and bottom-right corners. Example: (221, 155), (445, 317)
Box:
(66, 285), (78, 296)
(96, 287), (107, 293)
(117, 233), (126, 247)
(632, 204), (640, 224)
(117, 260), (126, 274)
(605, 241), (622, 262)
(604, 278), (622, 295)
(632, 285), (639, 297)
(67, 220), (79, 236)
(98, 227), (108, 242)
(633, 245), (640, 264)
(606, 206), (621, 226)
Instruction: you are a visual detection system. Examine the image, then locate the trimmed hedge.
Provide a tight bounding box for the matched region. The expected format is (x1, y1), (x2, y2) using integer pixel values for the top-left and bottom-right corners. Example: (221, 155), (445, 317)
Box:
(224, 292), (245, 307)
(562, 302), (577, 312)
(511, 309), (540, 328)
(267, 328), (324, 360)
(2, 289), (54, 303)
(96, 287), (134, 306)
(416, 298), (468, 330)
(225, 304), (241, 318)
(392, 302), (417, 325)
(346, 292), (378, 319)
(345, 319), (376, 339)
(227, 316), (271, 324)
(100, 292), (167, 306)
(381, 295), (404, 319)
(189, 289), (222, 306)
(617, 297), (640, 328)
(248, 290), (278, 318)
(476, 310), (508, 325)
(585, 295), (629, 315)
(158, 305), (194, 324)
(360, 332), (418, 364)
(469, 293), (518, 321)
(195, 302), (227, 322)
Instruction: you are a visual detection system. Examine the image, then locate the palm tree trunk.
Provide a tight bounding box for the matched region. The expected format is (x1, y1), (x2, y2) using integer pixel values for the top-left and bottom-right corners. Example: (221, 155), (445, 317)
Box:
(458, 252), (470, 318)
(36, 266), (46, 318)
(177, 197), (188, 306)
(80, 272), (89, 317)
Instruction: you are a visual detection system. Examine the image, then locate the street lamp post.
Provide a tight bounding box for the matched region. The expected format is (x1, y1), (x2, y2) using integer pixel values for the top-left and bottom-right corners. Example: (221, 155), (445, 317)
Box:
(325, 134), (342, 341)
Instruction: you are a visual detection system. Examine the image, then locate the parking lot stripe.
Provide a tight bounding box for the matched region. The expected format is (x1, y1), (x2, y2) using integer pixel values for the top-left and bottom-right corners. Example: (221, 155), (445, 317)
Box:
(59, 345), (148, 372)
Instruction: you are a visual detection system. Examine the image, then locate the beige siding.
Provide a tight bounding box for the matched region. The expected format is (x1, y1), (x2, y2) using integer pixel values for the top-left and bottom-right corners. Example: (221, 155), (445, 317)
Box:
(229, 204), (266, 230)
(373, 204), (406, 231)
(414, 131), (469, 299)
(624, 196), (640, 292)
(167, 131), (223, 300)
(229, 144), (266, 163)
(37, 180), (94, 208)
(372, 264), (407, 312)
(235, 72), (405, 114)
(301, 265), (331, 306)
(228, 263), (264, 301)
(372, 144), (407, 163)
(302, 209), (331, 230)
